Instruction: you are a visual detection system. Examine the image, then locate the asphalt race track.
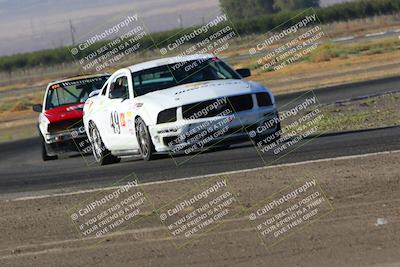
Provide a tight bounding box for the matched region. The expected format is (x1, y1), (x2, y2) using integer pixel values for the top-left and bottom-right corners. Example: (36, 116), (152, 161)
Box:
(276, 76), (400, 108)
(0, 77), (399, 198)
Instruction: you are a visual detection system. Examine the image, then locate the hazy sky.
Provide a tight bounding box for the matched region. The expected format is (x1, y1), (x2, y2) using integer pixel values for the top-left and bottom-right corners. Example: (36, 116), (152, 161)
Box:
(0, 0), (348, 56)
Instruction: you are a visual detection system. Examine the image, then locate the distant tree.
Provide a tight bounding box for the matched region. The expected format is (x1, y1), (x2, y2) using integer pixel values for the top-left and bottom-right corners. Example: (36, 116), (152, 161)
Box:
(254, 0), (275, 14)
(220, 0), (244, 18)
(220, 0), (275, 19)
(274, 0), (320, 12)
(0, 61), (13, 77)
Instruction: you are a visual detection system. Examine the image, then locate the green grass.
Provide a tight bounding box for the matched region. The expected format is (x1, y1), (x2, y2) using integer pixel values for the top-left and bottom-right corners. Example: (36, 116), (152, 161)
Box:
(315, 111), (379, 132)
(281, 94), (400, 134)
(0, 102), (14, 112)
(307, 39), (400, 62)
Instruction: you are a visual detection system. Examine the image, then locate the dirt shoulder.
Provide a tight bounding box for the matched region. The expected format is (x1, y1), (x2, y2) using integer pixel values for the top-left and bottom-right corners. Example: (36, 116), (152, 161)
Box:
(0, 151), (399, 266)
(307, 92), (400, 133)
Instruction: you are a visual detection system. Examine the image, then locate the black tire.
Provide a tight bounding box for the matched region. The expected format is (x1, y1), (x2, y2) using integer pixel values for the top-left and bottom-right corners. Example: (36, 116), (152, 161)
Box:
(41, 138), (58, 161)
(135, 117), (156, 161)
(89, 122), (120, 166)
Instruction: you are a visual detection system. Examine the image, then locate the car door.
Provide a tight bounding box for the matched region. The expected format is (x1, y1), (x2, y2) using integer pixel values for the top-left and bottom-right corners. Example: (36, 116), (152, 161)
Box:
(105, 74), (137, 150)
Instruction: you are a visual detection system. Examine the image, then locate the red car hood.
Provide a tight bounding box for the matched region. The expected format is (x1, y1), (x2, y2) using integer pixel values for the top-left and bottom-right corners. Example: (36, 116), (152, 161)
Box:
(44, 103), (84, 123)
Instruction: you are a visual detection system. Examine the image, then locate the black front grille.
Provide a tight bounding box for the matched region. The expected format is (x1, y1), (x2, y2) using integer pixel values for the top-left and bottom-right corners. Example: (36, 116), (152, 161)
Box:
(256, 93), (273, 107)
(229, 94), (254, 112)
(182, 94), (253, 119)
(48, 119), (83, 133)
(157, 108), (177, 124)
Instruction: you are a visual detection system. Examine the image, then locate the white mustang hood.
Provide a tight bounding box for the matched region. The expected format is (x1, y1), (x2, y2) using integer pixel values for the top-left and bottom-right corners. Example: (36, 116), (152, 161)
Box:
(137, 79), (265, 111)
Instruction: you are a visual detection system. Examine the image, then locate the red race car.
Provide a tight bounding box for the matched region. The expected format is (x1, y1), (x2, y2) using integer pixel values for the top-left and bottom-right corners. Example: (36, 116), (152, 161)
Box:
(32, 74), (110, 161)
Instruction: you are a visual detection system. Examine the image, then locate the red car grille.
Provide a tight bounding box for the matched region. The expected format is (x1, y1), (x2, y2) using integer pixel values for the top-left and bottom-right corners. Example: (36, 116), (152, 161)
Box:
(47, 119), (83, 133)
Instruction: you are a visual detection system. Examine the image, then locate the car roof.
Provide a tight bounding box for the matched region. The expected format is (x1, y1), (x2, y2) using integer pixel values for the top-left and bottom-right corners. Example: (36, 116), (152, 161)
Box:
(127, 54), (215, 73)
(48, 73), (110, 86)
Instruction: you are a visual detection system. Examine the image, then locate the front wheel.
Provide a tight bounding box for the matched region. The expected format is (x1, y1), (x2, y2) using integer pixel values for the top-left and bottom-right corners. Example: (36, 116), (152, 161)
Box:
(89, 122), (120, 166)
(135, 117), (156, 161)
(41, 138), (58, 161)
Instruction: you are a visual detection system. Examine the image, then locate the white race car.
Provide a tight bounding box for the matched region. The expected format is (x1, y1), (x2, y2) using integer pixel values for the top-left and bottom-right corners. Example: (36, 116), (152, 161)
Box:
(83, 54), (280, 165)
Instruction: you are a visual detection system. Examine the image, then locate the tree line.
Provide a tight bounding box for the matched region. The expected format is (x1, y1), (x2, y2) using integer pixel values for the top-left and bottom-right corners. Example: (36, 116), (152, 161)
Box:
(1, 0), (399, 73)
(220, 0), (320, 19)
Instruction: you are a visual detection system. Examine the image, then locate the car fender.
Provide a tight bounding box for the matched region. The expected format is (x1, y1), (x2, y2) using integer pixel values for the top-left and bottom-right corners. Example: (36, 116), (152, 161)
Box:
(134, 103), (159, 127)
(83, 98), (107, 143)
(38, 113), (50, 139)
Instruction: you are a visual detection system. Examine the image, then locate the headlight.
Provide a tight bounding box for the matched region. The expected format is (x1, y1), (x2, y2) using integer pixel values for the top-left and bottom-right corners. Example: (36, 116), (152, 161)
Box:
(157, 108), (177, 124)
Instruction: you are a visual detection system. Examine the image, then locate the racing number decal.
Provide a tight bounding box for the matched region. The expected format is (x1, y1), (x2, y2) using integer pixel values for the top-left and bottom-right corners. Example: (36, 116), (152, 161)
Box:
(110, 111), (121, 134)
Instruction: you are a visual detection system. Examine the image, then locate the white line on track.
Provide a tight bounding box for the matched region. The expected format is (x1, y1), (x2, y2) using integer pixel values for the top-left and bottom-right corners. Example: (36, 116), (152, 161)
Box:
(332, 36), (355, 42)
(365, 31), (386, 37)
(9, 149), (400, 202)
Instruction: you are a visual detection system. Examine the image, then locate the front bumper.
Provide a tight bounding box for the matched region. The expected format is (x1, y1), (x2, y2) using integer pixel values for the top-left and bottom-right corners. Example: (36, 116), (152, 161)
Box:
(44, 128), (88, 155)
(149, 107), (279, 153)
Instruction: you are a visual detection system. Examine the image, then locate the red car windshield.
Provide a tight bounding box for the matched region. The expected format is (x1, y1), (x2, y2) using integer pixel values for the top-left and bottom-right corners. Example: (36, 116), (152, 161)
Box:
(45, 76), (109, 110)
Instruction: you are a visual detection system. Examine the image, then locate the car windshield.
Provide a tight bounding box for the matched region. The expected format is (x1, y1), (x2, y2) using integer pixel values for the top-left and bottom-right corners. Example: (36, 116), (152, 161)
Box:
(45, 76), (109, 110)
(132, 58), (241, 96)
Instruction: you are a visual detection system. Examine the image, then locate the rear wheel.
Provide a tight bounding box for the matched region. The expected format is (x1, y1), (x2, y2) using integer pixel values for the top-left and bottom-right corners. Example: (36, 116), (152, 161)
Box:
(89, 122), (120, 165)
(135, 117), (156, 161)
(41, 138), (58, 161)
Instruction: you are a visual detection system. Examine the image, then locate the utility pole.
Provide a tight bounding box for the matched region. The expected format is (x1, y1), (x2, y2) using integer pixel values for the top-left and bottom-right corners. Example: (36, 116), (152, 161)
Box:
(69, 19), (76, 46)
(178, 14), (183, 28)
(30, 17), (36, 36)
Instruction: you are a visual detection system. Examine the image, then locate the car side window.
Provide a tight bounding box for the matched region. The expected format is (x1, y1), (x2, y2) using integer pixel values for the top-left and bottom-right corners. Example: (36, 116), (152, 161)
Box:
(132, 74), (141, 97)
(109, 76), (129, 99)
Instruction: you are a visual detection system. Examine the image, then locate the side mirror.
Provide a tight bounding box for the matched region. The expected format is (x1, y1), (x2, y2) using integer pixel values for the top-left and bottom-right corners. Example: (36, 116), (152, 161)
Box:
(32, 104), (43, 113)
(236, 68), (251, 78)
(89, 90), (100, 98)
